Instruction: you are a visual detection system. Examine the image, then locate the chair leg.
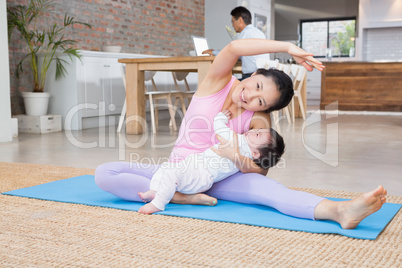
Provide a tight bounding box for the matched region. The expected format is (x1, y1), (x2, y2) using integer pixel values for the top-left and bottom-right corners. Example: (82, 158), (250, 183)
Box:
(291, 98), (295, 122)
(154, 99), (159, 127)
(173, 97), (180, 108)
(187, 97), (192, 107)
(271, 111), (281, 134)
(172, 73), (180, 91)
(166, 96), (177, 131)
(184, 78), (190, 92)
(297, 93), (306, 120)
(169, 97), (180, 127)
(148, 95), (156, 134)
(179, 95), (187, 115)
(284, 106), (292, 124)
(117, 99), (126, 133)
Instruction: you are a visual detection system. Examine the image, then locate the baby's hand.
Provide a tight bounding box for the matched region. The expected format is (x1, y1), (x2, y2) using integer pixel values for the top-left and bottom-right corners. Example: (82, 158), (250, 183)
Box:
(222, 110), (232, 120)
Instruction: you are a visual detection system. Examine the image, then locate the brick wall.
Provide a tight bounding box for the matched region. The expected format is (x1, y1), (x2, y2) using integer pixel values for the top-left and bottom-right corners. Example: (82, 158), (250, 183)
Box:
(7, 0), (205, 115)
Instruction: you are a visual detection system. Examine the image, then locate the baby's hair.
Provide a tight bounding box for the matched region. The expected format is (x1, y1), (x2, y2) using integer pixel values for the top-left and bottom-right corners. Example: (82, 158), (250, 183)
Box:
(253, 128), (285, 169)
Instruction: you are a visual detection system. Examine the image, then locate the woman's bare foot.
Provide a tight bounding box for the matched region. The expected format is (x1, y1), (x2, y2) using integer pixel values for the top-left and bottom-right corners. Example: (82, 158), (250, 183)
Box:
(171, 192), (218, 206)
(315, 185), (387, 229)
(188, 193), (218, 206)
(138, 190), (156, 203)
(337, 185), (387, 229)
(138, 203), (161, 214)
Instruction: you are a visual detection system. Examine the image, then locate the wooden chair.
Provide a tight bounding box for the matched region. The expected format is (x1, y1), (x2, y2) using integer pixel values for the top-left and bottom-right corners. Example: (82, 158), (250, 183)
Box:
(267, 59), (280, 69)
(117, 66), (186, 134)
(290, 64), (307, 121)
(256, 58), (268, 69)
(256, 58), (279, 70)
(171, 72), (196, 108)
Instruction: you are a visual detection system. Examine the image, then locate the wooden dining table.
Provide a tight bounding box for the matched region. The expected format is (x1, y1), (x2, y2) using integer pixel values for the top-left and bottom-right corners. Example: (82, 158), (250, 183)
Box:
(118, 55), (241, 134)
(118, 55), (305, 135)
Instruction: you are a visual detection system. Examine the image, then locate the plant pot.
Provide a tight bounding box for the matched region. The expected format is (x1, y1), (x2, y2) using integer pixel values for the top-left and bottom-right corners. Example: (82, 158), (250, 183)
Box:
(21, 92), (50, 116)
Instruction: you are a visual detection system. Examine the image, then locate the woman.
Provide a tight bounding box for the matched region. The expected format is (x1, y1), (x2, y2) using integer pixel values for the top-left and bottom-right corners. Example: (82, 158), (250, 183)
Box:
(95, 39), (387, 229)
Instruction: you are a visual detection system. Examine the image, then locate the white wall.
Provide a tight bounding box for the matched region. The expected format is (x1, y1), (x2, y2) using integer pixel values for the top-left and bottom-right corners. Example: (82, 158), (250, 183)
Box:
(205, 0), (241, 50)
(359, 0), (402, 29)
(0, 0), (12, 142)
(248, 0), (274, 40)
(357, 0), (402, 60)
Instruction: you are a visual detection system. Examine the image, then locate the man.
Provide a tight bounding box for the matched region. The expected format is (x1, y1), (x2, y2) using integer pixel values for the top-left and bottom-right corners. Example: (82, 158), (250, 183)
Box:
(203, 6), (269, 80)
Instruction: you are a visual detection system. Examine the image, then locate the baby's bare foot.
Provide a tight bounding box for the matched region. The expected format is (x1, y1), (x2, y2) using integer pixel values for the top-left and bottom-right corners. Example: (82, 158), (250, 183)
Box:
(138, 190), (156, 203)
(138, 203), (161, 214)
(338, 185), (387, 229)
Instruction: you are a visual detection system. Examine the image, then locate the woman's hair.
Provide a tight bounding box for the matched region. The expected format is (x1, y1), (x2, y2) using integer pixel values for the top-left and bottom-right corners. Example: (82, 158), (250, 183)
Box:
(253, 128), (284, 169)
(230, 6), (252, 25)
(254, 68), (294, 113)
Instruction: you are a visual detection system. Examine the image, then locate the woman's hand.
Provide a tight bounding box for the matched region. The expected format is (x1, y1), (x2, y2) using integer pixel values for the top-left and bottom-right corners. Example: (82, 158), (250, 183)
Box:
(288, 44), (325, 71)
(210, 134), (239, 162)
(210, 134), (268, 175)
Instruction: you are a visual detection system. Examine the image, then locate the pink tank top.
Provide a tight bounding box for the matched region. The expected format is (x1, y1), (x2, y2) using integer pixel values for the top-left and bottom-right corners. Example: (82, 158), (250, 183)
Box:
(169, 76), (254, 162)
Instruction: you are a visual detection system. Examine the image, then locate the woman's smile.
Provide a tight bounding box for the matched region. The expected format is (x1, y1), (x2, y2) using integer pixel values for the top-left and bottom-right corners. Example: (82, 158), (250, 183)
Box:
(240, 89), (246, 103)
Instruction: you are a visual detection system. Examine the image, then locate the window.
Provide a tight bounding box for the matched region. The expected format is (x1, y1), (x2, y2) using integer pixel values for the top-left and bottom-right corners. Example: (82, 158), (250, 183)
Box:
(300, 17), (356, 58)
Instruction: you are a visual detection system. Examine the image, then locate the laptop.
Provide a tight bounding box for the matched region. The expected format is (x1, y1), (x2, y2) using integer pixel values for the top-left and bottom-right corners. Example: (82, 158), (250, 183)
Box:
(192, 36), (209, 56)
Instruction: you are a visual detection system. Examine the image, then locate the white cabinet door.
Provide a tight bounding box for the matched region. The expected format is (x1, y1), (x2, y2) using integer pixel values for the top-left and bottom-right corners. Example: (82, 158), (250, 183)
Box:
(306, 68), (322, 106)
(43, 51), (161, 130)
(80, 57), (125, 117)
(103, 59), (125, 115)
(81, 57), (105, 117)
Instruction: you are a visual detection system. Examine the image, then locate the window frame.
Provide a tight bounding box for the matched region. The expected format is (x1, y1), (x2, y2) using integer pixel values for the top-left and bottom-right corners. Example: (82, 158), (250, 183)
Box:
(300, 16), (357, 58)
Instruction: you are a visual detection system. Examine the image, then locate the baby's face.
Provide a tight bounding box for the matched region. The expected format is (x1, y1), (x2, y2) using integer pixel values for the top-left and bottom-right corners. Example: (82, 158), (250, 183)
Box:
(245, 129), (271, 150)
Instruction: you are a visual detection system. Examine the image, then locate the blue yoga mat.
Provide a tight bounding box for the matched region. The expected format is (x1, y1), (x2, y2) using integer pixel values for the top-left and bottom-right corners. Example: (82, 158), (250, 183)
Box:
(3, 175), (400, 240)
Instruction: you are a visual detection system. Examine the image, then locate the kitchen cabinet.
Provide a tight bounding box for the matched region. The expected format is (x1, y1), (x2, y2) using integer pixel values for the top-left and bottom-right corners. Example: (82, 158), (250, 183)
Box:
(306, 68), (321, 106)
(321, 61), (402, 111)
(41, 51), (160, 130)
(77, 56), (125, 118)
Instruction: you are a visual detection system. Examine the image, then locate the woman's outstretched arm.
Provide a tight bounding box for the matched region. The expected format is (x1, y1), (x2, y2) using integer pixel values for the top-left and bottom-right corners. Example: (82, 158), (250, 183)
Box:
(198, 39), (324, 97)
(207, 39), (324, 81)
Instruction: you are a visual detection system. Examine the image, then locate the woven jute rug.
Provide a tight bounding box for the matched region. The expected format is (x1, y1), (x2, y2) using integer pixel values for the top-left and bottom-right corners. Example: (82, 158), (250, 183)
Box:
(0, 162), (401, 267)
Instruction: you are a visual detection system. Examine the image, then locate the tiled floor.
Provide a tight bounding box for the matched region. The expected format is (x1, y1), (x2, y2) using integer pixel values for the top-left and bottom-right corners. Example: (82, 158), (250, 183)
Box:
(1, 111), (401, 196)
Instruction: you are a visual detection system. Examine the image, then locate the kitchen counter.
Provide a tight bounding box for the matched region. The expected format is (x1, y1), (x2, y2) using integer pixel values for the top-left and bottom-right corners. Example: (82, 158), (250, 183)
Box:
(320, 61), (402, 111)
(321, 60), (402, 63)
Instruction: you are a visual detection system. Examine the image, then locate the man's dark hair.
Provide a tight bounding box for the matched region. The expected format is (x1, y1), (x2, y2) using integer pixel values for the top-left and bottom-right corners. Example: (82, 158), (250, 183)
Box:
(253, 128), (285, 169)
(254, 68), (294, 113)
(230, 6), (252, 25)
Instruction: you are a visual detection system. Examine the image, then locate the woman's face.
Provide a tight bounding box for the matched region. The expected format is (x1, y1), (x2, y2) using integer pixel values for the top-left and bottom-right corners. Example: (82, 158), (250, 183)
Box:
(232, 74), (280, 112)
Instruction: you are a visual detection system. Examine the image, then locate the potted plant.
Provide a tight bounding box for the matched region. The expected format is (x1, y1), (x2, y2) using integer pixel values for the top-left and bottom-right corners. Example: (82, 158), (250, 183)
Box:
(7, 0), (91, 116)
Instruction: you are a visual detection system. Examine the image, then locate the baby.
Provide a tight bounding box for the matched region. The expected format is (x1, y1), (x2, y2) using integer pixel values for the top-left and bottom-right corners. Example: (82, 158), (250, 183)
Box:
(138, 110), (285, 214)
